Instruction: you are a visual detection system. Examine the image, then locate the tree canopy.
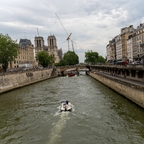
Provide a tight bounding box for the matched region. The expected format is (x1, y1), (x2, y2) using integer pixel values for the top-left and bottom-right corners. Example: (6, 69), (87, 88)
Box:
(63, 51), (79, 65)
(55, 51), (79, 66)
(84, 50), (105, 64)
(36, 51), (54, 67)
(97, 55), (106, 63)
(84, 50), (98, 64)
(55, 59), (66, 66)
(0, 33), (19, 71)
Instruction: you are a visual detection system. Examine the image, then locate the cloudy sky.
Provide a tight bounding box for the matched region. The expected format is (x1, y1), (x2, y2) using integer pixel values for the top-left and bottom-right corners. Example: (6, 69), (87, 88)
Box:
(1, 0), (144, 62)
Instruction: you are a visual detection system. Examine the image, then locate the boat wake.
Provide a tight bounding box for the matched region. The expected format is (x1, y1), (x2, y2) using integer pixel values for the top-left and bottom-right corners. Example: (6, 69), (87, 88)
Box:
(48, 112), (69, 144)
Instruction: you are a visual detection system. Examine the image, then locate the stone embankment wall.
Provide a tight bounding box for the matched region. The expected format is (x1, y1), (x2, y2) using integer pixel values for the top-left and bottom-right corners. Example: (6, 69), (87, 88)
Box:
(0, 69), (57, 94)
(88, 72), (144, 108)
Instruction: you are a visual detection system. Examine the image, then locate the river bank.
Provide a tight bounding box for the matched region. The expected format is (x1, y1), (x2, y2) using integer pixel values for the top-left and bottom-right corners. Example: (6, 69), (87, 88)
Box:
(88, 71), (144, 109)
(0, 68), (58, 94)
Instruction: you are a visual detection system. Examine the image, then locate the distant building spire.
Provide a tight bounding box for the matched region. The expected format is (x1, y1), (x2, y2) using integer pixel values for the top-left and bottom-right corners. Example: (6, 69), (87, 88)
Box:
(37, 28), (39, 36)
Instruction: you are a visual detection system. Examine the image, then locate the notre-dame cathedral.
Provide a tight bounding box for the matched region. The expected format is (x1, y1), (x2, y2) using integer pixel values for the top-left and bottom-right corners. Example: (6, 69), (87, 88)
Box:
(34, 35), (62, 63)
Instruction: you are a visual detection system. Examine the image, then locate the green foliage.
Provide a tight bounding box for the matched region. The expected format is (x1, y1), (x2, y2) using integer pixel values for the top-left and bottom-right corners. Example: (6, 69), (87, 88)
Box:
(97, 55), (106, 63)
(0, 33), (19, 72)
(36, 51), (54, 67)
(84, 50), (105, 64)
(55, 59), (66, 66)
(63, 51), (79, 65)
(55, 51), (79, 66)
(84, 50), (98, 64)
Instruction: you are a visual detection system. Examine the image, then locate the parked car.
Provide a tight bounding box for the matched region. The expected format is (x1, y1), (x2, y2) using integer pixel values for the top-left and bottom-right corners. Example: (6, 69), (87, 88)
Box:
(116, 61), (124, 65)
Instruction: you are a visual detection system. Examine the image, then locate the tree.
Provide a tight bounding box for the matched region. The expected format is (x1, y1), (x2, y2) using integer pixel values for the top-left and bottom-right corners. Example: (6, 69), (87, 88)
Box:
(55, 59), (66, 66)
(0, 33), (19, 72)
(97, 55), (106, 63)
(84, 50), (98, 64)
(63, 51), (79, 65)
(36, 51), (54, 67)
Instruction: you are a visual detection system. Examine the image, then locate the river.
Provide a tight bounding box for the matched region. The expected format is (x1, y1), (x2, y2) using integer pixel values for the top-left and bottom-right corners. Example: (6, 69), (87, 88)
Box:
(0, 74), (144, 144)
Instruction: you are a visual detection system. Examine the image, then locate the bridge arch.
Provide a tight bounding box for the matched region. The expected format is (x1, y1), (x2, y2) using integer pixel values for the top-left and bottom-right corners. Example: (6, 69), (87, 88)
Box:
(56, 65), (90, 76)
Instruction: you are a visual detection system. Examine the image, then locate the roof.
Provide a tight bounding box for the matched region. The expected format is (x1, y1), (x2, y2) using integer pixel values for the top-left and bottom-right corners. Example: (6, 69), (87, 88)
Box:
(19, 39), (32, 48)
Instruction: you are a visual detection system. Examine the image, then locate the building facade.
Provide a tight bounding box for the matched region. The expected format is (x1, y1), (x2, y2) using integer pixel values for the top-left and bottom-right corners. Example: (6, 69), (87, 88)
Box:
(34, 36), (44, 56)
(106, 38), (116, 62)
(1, 34), (62, 70)
(58, 48), (63, 60)
(34, 35), (61, 64)
(47, 35), (60, 63)
(121, 25), (134, 61)
(127, 35), (133, 62)
(115, 35), (122, 60)
(11, 39), (36, 68)
(106, 44), (110, 61)
(135, 24), (144, 59)
(105, 24), (144, 63)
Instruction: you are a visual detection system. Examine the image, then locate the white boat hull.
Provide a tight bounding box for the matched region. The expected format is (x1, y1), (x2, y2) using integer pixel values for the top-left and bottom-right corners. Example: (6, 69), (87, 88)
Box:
(60, 101), (72, 112)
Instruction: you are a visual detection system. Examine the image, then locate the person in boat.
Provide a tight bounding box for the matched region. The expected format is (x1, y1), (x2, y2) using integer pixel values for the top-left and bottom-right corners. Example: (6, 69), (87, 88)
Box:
(61, 100), (72, 111)
(60, 102), (66, 111)
(65, 100), (72, 111)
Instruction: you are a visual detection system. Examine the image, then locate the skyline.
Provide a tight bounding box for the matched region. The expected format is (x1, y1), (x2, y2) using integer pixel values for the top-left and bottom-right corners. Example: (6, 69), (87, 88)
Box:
(1, 0), (144, 62)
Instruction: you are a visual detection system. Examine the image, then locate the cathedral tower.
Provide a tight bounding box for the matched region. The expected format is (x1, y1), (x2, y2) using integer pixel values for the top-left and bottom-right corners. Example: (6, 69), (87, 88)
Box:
(47, 35), (60, 63)
(34, 36), (44, 56)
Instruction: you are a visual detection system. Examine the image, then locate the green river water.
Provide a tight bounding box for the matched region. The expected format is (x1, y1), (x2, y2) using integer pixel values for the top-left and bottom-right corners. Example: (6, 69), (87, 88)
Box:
(0, 74), (144, 144)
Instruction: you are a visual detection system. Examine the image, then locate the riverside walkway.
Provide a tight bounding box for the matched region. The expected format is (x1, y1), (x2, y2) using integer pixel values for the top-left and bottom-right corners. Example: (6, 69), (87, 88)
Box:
(93, 71), (144, 88)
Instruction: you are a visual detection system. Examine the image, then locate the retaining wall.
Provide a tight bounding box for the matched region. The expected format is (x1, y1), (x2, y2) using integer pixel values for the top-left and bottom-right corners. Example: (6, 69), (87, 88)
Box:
(0, 69), (55, 94)
(88, 72), (144, 108)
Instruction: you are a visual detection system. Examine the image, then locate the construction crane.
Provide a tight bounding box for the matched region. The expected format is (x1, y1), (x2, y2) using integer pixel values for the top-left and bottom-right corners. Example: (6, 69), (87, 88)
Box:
(66, 33), (72, 51)
(71, 39), (76, 52)
(55, 13), (72, 51)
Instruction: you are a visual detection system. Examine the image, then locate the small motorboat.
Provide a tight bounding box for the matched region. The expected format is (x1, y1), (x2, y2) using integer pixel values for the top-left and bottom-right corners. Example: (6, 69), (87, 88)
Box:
(60, 100), (72, 112)
(68, 73), (75, 77)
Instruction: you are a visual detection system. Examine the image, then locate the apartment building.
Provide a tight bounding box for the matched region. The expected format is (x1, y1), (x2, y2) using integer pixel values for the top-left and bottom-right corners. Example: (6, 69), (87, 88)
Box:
(121, 25), (134, 61)
(106, 38), (116, 62)
(105, 25), (144, 62)
(127, 35), (133, 62)
(135, 23), (144, 58)
(132, 31), (137, 60)
(106, 44), (110, 61)
(11, 39), (36, 68)
(115, 35), (122, 60)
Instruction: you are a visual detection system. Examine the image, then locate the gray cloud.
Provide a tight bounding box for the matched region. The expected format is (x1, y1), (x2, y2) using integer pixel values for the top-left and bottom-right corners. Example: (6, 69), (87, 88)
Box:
(0, 0), (144, 62)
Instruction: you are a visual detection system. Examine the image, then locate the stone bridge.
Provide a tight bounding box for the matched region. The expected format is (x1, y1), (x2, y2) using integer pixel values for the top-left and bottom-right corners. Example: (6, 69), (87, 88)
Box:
(56, 64), (144, 82)
(56, 65), (89, 76)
